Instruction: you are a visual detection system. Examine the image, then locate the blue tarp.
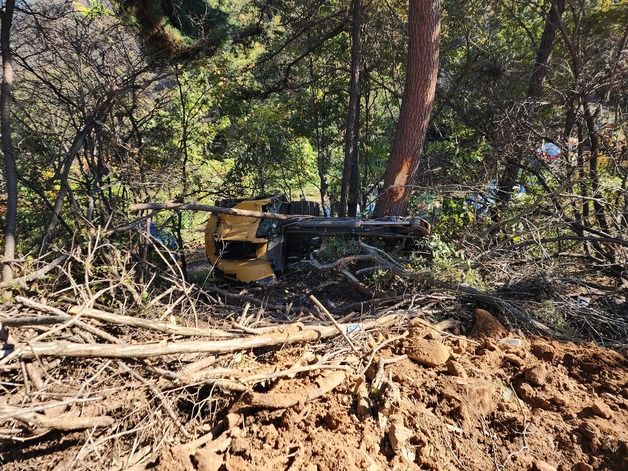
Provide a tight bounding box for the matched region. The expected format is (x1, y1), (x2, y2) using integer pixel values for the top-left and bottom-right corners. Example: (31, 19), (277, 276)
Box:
(147, 222), (178, 251)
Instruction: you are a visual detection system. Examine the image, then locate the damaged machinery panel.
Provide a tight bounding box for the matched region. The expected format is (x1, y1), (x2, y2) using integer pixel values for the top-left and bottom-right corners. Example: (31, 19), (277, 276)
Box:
(205, 195), (430, 284)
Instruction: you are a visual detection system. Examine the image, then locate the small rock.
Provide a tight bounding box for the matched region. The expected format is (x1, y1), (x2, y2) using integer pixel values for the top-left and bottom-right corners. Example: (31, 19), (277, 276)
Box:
(424, 329), (441, 341)
(387, 415), (413, 452)
(551, 395), (568, 407)
(416, 443), (434, 466)
(502, 353), (525, 366)
(446, 360), (467, 378)
(591, 400), (612, 419)
(471, 309), (506, 339)
(516, 382), (552, 410)
(355, 381), (371, 419)
(575, 463), (593, 471)
(531, 344), (556, 362)
(264, 424), (278, 442)
(453, 337), (468, 353)
(406, 339), (450, 367)
(498, 338), (524, 351)
(525, 364), (548, 387)
(532, 460), (557, 471)
(579, 421), (600, 440)
(390, 454), (418, 470)
(323, 412), (340, 430)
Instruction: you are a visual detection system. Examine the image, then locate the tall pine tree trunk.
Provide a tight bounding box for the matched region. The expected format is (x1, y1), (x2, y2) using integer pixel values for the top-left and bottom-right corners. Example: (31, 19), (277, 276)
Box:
(1, 0), (16, 282)
(374, 0), (440, 217)
(340, 0), (362, 217)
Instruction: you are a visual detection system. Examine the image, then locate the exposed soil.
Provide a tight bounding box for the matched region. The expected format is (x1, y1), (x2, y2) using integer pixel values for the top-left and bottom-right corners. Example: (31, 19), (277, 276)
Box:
(152, 312), (627, 471)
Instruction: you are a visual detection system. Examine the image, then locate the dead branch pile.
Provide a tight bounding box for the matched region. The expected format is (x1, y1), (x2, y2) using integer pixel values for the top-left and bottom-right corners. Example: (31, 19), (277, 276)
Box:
(0, 231), (625, 470)
(0, 238), (432, 470)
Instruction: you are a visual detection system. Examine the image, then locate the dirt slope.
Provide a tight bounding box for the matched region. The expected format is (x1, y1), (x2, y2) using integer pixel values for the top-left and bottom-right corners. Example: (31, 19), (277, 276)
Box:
(155, 313), (627, 471)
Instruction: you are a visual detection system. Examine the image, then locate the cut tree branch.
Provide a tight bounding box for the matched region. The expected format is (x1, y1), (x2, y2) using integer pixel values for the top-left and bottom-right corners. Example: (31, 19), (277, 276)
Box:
(130, 201), (290, 221)
(3, 315), (399, 359)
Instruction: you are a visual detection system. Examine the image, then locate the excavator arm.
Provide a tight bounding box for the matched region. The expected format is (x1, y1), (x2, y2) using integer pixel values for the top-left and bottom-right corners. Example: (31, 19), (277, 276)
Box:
(131, 196), (430, 284)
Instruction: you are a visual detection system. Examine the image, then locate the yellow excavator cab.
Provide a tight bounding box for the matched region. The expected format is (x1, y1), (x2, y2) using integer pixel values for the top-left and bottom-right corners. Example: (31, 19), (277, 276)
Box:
(205, 197), (277, 283)
(205, 195), (429, 284)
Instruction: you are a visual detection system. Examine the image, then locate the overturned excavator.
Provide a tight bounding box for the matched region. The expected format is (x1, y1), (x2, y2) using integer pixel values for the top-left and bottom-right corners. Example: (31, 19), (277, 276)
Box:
(203, 195), (430, 283)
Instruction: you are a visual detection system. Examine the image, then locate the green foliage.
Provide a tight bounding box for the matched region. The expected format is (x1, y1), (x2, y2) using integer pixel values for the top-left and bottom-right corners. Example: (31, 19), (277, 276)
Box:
(313, 237), (361, 263)
(118, 0), (230, 59)
(220, 100), (320, 197)
(413, 234), (486, 288)
(434, 197), (475, 241)
(76, 1), (114, 18)
(6, 0), (626, 278)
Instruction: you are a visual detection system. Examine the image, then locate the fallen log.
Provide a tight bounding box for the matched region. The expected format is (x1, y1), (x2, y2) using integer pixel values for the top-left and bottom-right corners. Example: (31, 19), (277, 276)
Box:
(3, 315), (398, 360)
(0, 404), (113, 431)
(68, 306), (234, 339)
(130, 201), (290, 221)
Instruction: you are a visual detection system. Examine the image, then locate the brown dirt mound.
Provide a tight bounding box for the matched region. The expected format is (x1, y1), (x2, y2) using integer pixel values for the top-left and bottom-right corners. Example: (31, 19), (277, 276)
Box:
(2, 304), (626, 471)
(151, 327), (627, 471)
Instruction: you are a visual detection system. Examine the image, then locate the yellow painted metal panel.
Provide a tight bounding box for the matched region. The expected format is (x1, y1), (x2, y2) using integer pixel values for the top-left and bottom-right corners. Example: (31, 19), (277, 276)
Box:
(204, 198), (274, 283)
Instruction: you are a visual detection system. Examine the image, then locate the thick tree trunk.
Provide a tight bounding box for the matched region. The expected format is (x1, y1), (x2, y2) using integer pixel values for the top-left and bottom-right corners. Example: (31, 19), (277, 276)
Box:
(1, 0), (16, 283)
(374, 0), (440, 217)
(340, 0), (362, 217)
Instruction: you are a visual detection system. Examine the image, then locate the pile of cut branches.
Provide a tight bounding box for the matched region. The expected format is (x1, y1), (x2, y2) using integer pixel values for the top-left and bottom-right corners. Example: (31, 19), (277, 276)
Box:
(0, 240), (432, 469)
(1, 232), (625, 469)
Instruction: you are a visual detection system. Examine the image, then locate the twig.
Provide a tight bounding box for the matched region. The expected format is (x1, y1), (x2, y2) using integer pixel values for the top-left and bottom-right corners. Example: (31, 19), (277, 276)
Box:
(0, 404), (113, 431)
(309, 295), (360, 354)
(0, 255), (68, 290)
(359, 331), (409, 376)
(119, 363), (191, 439)
(15, 297), (233, 338)
(407, 314), (480, 346)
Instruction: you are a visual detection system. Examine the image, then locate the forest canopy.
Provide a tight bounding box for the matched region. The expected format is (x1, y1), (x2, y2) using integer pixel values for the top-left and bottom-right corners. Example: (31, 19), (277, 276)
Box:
(0, 0), (626, 284)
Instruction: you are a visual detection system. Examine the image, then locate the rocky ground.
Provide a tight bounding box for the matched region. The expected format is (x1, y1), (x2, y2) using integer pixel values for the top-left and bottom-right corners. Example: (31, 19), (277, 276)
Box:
(153, 309), (627, 471)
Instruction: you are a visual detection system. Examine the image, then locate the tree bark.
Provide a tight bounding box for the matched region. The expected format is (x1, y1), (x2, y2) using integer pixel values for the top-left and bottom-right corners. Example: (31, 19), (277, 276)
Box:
(340, 0), (362, 217)
(374, 0), (440, 217)
(582, 100), (610, 233)
(527, 0), (565, 99)
(1, 0), (16, 283)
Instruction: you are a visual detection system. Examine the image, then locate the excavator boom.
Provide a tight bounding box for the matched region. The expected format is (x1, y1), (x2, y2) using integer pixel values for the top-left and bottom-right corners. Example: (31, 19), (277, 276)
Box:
(203, 195), (429, 283)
